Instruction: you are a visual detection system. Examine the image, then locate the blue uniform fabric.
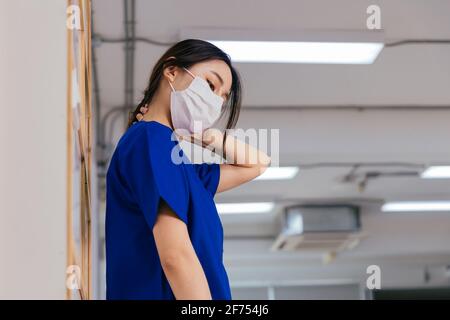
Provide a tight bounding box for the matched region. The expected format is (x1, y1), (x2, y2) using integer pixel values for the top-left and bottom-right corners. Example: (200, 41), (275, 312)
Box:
(105, 120), (231, 300)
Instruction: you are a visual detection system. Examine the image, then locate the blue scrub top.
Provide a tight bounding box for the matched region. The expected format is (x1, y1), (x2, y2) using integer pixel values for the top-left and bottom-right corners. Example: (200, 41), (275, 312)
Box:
(105, 120), (232, 300)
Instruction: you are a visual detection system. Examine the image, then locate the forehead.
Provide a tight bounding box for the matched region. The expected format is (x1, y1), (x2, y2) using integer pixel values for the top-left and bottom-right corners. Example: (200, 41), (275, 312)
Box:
(191, 60), (232, 91)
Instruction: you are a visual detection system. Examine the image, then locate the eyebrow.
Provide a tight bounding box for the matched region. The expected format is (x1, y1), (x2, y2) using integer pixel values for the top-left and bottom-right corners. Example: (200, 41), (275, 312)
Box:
(210, 70), (230, 99)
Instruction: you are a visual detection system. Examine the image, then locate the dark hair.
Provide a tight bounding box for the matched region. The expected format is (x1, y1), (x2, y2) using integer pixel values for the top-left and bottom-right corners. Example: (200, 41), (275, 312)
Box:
(127, 39), (242, 149)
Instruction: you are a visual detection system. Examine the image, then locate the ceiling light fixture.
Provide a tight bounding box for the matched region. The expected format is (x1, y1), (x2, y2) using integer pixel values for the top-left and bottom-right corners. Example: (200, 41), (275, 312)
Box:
(216, 202), (275, 214)
(254, 166), (299, 180)
(181, 28), (385, 64)
(421, 166), (450, 179)
(382, 201), (450, 212)
(209, 40), (383, 64)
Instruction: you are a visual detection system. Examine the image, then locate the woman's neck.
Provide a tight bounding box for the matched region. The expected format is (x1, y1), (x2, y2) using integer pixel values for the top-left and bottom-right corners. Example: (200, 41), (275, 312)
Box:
(142, 98), (173, 129)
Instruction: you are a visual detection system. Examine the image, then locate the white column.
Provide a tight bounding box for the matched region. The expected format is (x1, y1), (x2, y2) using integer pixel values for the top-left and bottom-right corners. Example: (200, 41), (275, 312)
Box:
(0, 0), (68, 299)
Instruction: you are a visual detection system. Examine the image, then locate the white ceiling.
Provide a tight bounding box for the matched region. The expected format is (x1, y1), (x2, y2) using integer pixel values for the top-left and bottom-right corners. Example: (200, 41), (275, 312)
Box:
(93, 0), (450, 108)
(93, 0), (450, 291)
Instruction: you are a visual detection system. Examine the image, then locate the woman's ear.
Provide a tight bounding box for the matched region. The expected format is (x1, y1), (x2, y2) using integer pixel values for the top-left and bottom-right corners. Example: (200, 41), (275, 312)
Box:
(163, 65), (178, 84)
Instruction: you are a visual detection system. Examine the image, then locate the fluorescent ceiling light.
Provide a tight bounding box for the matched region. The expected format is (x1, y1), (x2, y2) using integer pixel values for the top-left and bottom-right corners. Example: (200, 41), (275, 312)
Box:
(208, 40), (384, 64)
(382, 201), (450, 212)
(216, 202), (275, 214)
(421, 166), (450, 179)
(255, 166), (299, 180)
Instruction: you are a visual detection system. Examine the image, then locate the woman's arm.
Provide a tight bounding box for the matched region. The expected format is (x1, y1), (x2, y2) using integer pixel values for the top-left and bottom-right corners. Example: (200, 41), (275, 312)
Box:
(189, 128), (271, 193)
(152, 200), (212, 299)
(135, 105), (271, 193)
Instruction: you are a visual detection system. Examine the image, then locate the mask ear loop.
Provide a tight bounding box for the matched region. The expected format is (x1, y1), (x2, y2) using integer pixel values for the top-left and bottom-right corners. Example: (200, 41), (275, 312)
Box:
(168, 67), (195, 92)
(183, 67), (196, 79)
(167, 79), (175, 92)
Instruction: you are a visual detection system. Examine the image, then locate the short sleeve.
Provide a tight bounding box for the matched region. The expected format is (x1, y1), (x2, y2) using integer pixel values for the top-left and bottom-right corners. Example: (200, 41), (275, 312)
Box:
(193, 162), (221, 197)
(121, 125), (190, 230)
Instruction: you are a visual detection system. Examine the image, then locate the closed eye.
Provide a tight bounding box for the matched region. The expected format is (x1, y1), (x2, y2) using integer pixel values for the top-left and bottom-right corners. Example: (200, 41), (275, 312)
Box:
(207, 79), (215, 92)
(208, 78), (228, 102)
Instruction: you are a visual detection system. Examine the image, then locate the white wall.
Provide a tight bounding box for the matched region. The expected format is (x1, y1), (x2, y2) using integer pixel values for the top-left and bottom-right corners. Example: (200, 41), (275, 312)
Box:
(0, 0), (67, 299)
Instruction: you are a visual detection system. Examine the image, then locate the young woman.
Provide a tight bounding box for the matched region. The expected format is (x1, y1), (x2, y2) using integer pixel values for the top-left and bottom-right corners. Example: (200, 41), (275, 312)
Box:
(105, 39), (271, 300)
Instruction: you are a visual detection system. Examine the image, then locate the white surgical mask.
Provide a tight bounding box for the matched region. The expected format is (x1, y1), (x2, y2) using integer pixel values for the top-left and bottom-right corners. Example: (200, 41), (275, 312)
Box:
(168, 67), (224, 134)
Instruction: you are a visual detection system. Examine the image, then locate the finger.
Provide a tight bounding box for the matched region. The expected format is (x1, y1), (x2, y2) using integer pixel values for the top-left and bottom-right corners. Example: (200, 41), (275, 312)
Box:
(179, 135), (192, 142)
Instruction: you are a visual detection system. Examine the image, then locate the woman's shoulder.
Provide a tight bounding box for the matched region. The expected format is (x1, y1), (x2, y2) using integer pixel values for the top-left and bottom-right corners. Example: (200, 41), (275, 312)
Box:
(113, 121), (178, 168)
(138, 121), (188, 166)
(117, 120), (186, 176)
(120, 121), (176, 149)
(140, 120), (173, 133)
(139, 121), (177, 142)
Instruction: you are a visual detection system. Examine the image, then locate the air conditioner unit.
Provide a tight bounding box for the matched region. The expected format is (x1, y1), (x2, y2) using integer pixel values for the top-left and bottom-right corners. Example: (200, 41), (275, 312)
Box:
(271, 204), (367, 258)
